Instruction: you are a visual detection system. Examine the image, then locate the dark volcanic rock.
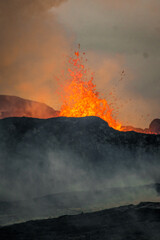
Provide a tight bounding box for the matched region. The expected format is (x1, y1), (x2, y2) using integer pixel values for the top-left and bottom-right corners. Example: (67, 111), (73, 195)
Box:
(1, 202), (160, 240)
(0, 116), (160, 202)
(149, 119), (160, 134)
(0, 116), (160, 228)
(0, 95), (59, 119)
(0, 184), (159, 226)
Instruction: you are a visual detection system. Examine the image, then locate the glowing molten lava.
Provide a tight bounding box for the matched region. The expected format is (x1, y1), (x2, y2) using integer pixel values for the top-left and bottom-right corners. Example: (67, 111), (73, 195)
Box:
(59, 51), (122, 131)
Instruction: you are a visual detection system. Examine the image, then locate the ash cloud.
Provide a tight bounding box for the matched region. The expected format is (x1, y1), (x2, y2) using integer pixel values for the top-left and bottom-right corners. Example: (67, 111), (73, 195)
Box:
(0, 0), (68, 15)
(0, 0), (69, 107)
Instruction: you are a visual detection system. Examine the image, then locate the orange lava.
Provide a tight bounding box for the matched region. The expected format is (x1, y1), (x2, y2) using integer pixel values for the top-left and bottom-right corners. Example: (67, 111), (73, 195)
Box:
(59, 51), (122, 131)
(59, 50), (157, 134)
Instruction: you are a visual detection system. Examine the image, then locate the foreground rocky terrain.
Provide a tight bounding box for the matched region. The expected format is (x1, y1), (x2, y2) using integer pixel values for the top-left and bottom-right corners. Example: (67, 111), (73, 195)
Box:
(0, 116), (160, 200)
(0, 116), (160, 237)
(0, 184), (159, 226)
(1, 202), (160, 240)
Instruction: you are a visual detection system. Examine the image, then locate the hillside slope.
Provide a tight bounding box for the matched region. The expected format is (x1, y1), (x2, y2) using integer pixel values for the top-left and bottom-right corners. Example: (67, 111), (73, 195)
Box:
(0, 95), (59, 119)
(0, 116), (160, 202)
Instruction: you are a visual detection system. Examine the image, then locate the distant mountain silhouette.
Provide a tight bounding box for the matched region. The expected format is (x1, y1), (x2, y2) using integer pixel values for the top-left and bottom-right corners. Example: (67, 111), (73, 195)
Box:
(149, 119), (160, 134)
(0, 94), (159, 134)
(0, 95), (59, 119)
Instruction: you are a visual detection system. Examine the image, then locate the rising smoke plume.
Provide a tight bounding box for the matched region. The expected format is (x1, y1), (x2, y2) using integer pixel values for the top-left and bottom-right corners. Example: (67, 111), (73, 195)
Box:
(0, 0), (69, 107)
